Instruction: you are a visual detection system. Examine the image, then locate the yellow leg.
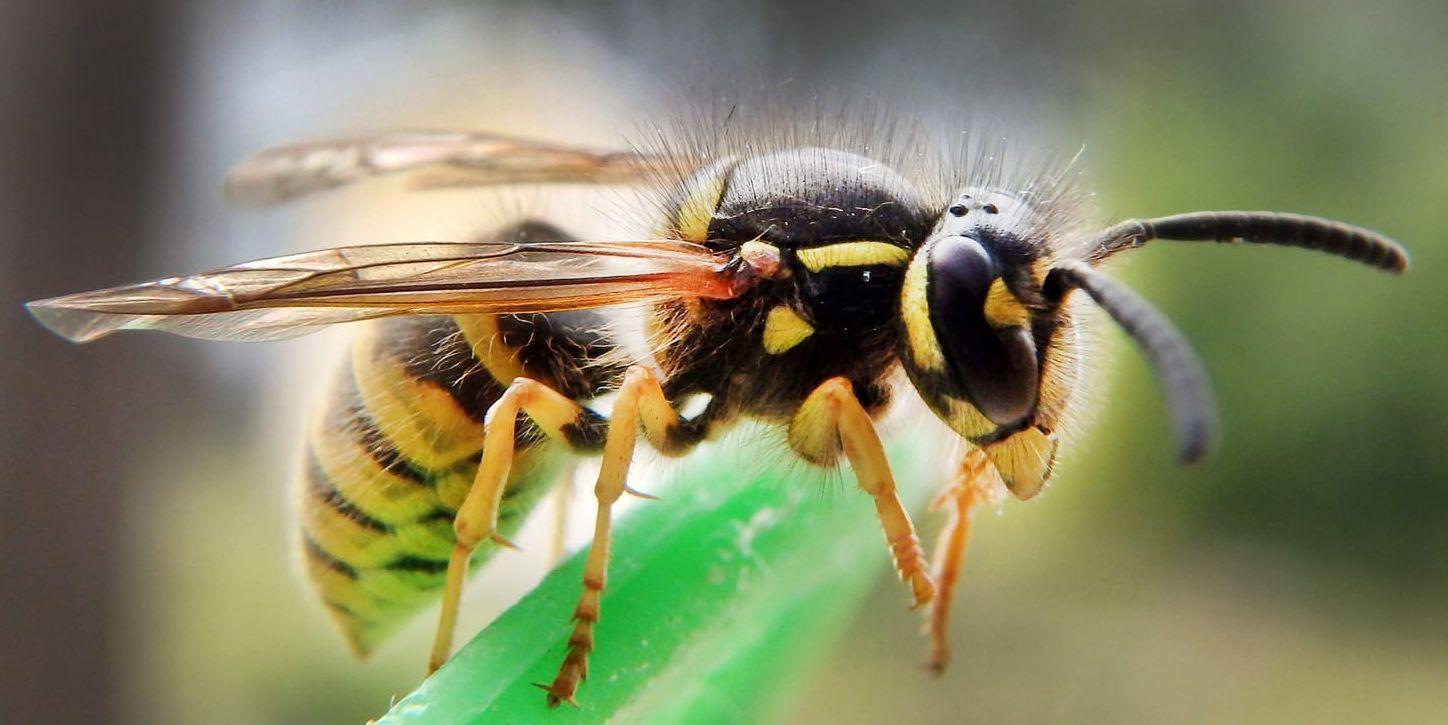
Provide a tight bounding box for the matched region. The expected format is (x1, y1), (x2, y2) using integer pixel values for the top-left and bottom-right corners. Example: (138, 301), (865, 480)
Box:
(548, 464), (576, 568)
(539, 365), (685, 707)
(803, 378), (935, 608)
(428, 378), (586, 674)
(923, 448), (993, 673)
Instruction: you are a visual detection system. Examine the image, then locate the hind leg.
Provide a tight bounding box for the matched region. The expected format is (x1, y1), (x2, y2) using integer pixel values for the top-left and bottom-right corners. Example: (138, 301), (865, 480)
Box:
(548, 463), (577, 568)
(428, 378), (600, 673)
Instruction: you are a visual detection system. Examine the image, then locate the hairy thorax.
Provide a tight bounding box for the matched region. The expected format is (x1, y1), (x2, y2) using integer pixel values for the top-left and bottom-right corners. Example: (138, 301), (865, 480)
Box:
(647, 147), (935, 425)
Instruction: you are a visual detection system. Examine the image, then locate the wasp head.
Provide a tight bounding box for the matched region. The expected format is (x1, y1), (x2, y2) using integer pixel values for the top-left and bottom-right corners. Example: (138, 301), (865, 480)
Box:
(894, 188), (1410, 501)
(898, 189), (1081, 499)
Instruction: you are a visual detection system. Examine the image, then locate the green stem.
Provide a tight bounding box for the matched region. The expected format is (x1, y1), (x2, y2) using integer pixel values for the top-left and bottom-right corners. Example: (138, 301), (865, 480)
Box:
(379, 439), (932, 724)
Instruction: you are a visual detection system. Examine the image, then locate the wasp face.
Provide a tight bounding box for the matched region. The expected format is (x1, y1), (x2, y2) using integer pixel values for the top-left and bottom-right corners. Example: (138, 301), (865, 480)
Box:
(900, 189), (1074, 499)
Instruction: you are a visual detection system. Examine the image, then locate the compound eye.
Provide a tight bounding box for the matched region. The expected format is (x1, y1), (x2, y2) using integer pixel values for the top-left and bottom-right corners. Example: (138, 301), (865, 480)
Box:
(925, 236), (1039, 426)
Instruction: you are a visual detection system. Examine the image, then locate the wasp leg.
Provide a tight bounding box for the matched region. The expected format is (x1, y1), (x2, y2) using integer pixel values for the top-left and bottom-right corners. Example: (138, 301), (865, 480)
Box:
(795, 377), (935, 608)
(540, 365), (694, 707)
(548, 463), (576, 568)
(923, 448), (993, 674)
(427, 378), (593, 674)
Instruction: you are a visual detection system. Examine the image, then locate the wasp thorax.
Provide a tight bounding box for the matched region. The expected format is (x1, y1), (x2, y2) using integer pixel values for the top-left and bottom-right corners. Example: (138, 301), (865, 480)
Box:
(670, 147), (932, 347)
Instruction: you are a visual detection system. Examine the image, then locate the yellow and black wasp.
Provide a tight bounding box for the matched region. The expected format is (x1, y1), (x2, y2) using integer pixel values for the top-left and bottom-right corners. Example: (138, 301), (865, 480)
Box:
(28, 118), (1408, 706)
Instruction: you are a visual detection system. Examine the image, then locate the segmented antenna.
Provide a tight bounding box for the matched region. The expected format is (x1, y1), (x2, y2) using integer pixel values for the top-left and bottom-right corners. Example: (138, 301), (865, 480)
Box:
(1087, 211), (1409, 272)
(1045, 260), (1217, 463)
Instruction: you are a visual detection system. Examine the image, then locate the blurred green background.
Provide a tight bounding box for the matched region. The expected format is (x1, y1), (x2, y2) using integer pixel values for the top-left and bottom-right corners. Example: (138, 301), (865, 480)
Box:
(3, 2), (1445, 723)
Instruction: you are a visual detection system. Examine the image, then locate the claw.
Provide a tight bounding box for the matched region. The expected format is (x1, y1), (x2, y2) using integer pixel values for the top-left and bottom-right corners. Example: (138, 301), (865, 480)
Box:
(489, 533), (521, 551)
(928, 485), (959, 512)
(623, 484), (661, 501)
(533, 682), (578, 708)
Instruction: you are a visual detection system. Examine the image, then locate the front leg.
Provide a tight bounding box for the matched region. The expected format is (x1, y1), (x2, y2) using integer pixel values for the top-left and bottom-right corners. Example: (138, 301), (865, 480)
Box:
(789, 377), (936, 608)
(923, 448), (994, 673)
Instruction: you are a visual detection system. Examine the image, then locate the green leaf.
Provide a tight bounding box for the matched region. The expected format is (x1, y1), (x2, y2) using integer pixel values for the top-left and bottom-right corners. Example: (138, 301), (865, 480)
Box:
(378, 437), (932, 724)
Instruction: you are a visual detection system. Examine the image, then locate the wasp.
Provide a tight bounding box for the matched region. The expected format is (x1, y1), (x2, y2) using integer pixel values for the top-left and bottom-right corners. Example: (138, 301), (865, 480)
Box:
(28, 119), (1407, 707)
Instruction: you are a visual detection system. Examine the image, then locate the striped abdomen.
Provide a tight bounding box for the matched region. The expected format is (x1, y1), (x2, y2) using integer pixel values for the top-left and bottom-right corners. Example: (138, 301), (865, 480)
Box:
(300, 311), (621, 656)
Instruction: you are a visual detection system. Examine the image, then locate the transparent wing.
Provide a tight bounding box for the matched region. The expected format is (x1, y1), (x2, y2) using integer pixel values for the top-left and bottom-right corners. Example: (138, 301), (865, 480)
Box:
(28, 240), (735, 343)
(224, 130), (695, 206)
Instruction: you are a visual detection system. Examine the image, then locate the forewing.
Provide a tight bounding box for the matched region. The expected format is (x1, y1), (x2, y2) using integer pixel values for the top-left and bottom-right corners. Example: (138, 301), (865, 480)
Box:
(29, 241), (734, 343)
(224, 130), (694, 206)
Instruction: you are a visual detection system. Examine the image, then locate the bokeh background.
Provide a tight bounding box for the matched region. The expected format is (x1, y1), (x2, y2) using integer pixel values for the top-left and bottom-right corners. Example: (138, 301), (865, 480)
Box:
(3, 2), (1446, 723)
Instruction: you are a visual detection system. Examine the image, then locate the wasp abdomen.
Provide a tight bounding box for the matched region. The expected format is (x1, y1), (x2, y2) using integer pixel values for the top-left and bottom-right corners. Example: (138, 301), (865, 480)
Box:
(300, 309), (622, 656)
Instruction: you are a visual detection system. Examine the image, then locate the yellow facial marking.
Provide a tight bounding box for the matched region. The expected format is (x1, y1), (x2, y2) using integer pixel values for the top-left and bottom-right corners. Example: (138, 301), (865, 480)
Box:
(940, 395), (998, 440)
(762, 305), (815, 354)
(983, 426), (1058, 501)
(1034, 311), (1081, 430)
(796, 241), (912, 273)
(983, 278), (1031, 329)
(900, 250), (946, 372)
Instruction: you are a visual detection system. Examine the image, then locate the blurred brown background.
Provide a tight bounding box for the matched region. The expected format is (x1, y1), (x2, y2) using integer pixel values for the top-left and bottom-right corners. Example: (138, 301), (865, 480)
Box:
(3, 1), (1445, 723)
